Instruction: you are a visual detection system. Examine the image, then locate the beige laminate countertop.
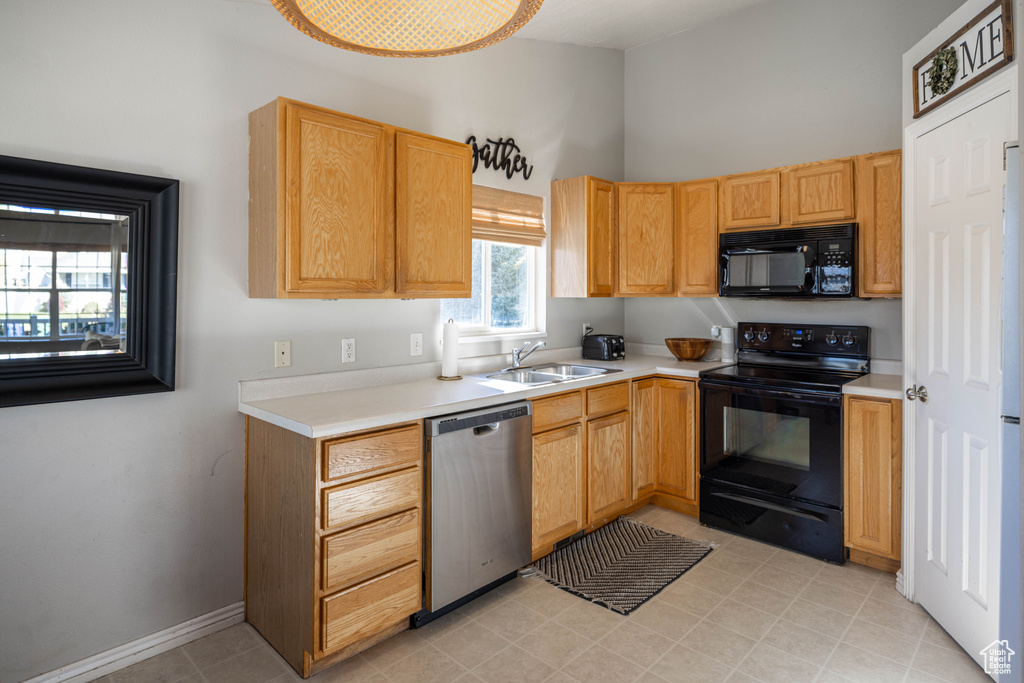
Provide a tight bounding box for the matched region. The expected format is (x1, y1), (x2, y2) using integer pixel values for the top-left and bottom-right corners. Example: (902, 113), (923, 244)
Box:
(239, 354), (728, 438)
(842, 373), (904, 400)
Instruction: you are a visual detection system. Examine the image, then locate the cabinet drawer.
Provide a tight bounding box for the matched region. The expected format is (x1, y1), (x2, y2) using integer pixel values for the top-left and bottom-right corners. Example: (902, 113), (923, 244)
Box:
(323, 425), (421, 483)
(321, 562), (421, 654)
(322, 467), (420, 531)
(532, 391), (583, 433)
(586, 382), (629, 418)
(322, 509), (421, 593)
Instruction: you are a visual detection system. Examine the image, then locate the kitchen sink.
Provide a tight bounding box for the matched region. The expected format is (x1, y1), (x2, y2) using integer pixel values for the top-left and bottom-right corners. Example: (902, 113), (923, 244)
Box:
(482, 364), (620, 386)
(529, 364), (613, 378)
(485, 370), (565, 385)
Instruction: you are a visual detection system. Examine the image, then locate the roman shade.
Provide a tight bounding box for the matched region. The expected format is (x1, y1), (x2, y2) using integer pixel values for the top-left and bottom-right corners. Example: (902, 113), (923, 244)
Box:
(471, 184), (546, 247)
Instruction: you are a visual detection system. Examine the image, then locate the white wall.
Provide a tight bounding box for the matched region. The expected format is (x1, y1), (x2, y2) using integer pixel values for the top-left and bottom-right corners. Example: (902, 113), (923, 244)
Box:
(0, 2), (624, 680)
(622, 0), (965, 361)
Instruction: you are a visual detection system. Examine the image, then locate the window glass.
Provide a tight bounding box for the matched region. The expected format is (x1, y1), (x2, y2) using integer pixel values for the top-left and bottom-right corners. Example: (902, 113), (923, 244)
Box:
(441, 239), (537, 336)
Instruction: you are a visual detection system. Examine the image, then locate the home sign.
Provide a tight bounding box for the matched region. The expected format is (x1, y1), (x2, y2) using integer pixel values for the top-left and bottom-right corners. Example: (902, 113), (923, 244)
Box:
(466, 135), (534, 180)
(913, 0), (1014, 118)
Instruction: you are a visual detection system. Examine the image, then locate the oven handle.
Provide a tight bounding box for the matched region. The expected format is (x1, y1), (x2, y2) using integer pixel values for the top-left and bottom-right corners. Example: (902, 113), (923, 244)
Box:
(709, 491), (830, 523)
(698, 380), (842, 406)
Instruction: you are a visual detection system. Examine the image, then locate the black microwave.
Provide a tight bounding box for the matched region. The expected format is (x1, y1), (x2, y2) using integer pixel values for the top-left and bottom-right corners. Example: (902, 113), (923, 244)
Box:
(719, 223), (856, 298)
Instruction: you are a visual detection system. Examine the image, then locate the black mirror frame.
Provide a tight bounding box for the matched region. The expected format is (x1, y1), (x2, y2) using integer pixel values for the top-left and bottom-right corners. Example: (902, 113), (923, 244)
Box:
(0, 155), (179, 407)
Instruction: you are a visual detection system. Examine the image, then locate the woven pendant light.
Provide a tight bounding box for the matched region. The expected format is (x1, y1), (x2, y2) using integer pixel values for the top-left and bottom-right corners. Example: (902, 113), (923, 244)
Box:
(270, 0), (545, 57)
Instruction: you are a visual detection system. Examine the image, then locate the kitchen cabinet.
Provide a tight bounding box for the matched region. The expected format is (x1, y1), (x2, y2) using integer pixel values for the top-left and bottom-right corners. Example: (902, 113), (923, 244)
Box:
(844, 395), (902, 568)
(587, 410), (632, 523)
(631, 378), (657, 500)
(532, 424), (586, 553)
(246, 418), (423, 677)
(616, 183), (679, 296)
(248, 97), (471, 299)
(653, 378), (699, 513)
(551, 175), (616, 297)
(677, 179), (719, 296)
(719, 171), (781, 230)
(856, 150), (902, 297)
(785, 159), (855, 225)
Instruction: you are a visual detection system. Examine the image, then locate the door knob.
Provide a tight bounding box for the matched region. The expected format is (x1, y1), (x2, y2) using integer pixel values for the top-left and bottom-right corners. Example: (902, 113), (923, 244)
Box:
(905, 385), (929, 402)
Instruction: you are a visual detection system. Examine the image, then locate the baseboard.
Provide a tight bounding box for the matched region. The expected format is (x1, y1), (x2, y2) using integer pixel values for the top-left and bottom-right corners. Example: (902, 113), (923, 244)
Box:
(22, 602), (245, 683)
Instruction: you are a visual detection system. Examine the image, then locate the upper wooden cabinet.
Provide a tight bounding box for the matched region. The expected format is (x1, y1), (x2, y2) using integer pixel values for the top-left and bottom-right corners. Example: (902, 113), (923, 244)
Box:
(856, 151), (902, 297)
(786, 159), (855, 225)
(249, 98), (471, 299)
(617, 183), (678, 296)
(677, 180), (719, 297)
(719, 171), (781, 230)
(551, 176), (616, 297)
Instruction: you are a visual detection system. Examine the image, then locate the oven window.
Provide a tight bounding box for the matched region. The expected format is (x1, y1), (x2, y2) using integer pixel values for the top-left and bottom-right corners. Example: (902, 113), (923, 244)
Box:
(727, 252), (806, 287)
(723, 406), (810, 470)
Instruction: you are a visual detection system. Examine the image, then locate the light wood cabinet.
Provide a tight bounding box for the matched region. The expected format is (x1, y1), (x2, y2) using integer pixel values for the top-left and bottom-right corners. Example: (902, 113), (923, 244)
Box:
(249, 98), (471, 299)
(630, 378), (657, 500)
(654, 378), (699, 511)
(551, 176), (616, 297)
(677, 180), (719, 296)
(844, 395), (902, 564)
(246, 418), (423, 677)
(786, 159), (856, 225)
(532, 423), (586, 552)
(719, 171), (781, 230)
(587, 410), (632, 524)
(616, 183), (678, 296)
(856, 151), (902, 297)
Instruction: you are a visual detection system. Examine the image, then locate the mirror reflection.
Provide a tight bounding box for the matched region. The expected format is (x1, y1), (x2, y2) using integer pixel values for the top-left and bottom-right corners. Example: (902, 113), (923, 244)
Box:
(0, 205), (129, 359)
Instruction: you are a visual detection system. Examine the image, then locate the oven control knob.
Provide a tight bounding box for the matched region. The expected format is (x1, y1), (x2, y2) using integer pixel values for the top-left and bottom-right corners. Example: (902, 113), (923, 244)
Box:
(825, 333), (838, 346)
(743, 329), (755, 341)
(842, 334), (856, 347)
(757, 330), (770, 342)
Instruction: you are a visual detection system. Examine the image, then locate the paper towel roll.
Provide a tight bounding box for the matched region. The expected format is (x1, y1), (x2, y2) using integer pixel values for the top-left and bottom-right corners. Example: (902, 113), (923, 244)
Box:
(441, 320), (459, 378)
(720, 327), (736, 362)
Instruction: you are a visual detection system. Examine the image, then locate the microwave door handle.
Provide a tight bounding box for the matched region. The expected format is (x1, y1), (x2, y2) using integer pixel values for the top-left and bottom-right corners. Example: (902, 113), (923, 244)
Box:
(709, 491), (829, 523)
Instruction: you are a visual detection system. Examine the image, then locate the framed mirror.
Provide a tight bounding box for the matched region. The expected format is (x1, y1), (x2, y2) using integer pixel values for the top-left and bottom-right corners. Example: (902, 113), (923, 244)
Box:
(0, 155), (178, 407)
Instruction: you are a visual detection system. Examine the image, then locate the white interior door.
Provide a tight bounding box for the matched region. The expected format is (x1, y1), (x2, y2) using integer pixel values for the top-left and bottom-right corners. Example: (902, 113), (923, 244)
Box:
(912, 90), (1011, 666)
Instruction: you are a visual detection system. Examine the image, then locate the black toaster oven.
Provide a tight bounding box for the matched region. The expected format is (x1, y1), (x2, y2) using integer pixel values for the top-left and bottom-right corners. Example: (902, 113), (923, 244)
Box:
(582, 334), (625, 361)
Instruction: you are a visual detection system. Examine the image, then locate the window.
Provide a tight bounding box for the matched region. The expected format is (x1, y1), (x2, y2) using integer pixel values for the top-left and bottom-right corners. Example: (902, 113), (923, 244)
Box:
(440, 186), (545, 338)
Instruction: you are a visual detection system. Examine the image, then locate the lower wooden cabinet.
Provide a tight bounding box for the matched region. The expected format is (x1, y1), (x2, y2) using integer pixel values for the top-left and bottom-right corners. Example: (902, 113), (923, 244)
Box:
(844, 395), (902, 564)
(532, 423), (586, 552)
(654, 378), (699, 508)
(631, 378), (657, 500)
(246, 418), (423, 678)
(587, 411), (632, 524)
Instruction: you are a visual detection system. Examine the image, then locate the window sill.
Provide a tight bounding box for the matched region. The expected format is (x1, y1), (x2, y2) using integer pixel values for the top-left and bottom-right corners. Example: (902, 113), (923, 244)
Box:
(457, 330), (548, 345)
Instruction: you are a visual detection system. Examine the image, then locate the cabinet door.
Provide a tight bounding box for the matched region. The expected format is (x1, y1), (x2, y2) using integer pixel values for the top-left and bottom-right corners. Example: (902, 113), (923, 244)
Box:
(719, 171), (780, 230)
(587, 177), (616, 296)
(616, 183), (677, 296)
(655, 378), (698, 504)
(844, 396), (902, 559)
(678, 180), (719, 296)
(394, 132), (472, 297)
(631, 379), (657, 500)
(856, 151), (902, 297)
(532, 424), (585, 553)
(587, 411), (632, 523)
(786, 159), (855, 225)
(284, 102), (393, 295)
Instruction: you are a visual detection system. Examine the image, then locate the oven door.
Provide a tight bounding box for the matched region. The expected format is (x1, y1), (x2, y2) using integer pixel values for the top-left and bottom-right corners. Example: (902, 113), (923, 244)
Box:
(699, 380), (842, 508)
(719, 244), (815, 296)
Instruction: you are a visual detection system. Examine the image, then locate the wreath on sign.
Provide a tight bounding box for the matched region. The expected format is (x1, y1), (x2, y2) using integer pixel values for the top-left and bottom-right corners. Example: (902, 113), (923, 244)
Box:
(929, 46), (958, 96)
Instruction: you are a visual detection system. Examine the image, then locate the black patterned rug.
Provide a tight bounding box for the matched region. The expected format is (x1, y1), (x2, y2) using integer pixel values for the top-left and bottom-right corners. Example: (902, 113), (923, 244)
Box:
(529, 517), (712, 615)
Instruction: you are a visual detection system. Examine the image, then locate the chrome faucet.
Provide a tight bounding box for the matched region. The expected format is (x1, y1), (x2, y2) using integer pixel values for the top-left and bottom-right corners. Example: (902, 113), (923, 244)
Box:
(509, 340), (545, 369)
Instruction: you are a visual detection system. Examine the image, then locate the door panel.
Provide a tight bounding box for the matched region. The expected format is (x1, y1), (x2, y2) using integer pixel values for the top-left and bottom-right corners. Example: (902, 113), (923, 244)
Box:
(587, 411), (631, 523)
(616, 183), (677, 295)
(678, 180), (719, 296)
(656, 378), (697, 504)
(532, 424), (585, 552)
(588, 177), (616, 296)
(631, 379), (657, 500)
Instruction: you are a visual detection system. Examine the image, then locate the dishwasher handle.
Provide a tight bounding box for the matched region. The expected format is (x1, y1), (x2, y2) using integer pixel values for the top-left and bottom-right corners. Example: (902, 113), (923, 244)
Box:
(473, 423), (500, 435)
(428, 401), (532, 436)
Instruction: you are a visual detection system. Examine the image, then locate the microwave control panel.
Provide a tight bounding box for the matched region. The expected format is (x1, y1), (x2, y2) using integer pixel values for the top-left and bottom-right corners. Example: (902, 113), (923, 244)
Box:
(816, 238), (854, 295)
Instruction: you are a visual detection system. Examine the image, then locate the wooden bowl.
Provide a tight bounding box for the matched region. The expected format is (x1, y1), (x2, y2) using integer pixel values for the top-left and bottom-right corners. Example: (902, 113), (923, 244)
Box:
(665, 338), (713, 361)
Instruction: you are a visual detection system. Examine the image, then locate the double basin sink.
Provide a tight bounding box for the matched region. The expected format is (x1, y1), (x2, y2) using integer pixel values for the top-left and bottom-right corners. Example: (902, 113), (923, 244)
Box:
(482, 363), (621, 386)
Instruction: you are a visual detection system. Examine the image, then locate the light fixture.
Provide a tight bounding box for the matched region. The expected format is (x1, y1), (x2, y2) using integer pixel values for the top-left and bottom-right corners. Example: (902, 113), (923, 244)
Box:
(270, 0), (545, 58)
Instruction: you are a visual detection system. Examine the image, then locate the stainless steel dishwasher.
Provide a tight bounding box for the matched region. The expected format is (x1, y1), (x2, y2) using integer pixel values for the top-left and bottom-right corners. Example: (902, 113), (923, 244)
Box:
(414, 401), (532, 627)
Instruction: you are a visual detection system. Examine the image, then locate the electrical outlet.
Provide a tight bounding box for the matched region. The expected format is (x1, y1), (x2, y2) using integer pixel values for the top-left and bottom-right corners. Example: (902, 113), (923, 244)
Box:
(410, 332), (423, 356)
(341, 338), (355, 363)
(274, 340), (291, 368)
(583, 323), (592, 336)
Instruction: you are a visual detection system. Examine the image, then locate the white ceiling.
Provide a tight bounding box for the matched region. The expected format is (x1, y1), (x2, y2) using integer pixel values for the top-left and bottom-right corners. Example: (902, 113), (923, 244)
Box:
(513, 0), (772, 50)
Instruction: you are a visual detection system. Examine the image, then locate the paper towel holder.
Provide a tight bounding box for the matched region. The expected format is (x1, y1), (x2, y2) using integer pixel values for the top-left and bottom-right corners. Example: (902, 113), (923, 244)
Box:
(438, 318), (463, 381)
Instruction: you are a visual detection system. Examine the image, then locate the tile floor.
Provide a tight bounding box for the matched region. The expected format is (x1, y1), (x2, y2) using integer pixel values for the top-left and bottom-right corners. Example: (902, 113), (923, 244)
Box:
(96, 506), (991, 683)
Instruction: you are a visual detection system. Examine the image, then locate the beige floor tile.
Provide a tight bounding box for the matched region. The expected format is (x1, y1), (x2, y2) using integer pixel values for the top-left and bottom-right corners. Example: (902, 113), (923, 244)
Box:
(202, 648), (288, 683)
(723, 535), (779, 563)
(814, 671), (856, 683)
(815, 562), (884, 595)
(516, 621), (592, 669)
(452, 673), (486, 683)
(856, 597), (930, 637)
(920, 619), (962, 651)
(511, 581), (581, 618)
(780, 598), (855, 640)
(736, 642), (821, 683)
(473, 598), (548, 642)
(724, 672), (760, 683)
(98, 648), (199, 683)
(553, 600), (626, 641)
(648, 515), (701, 538)
(630, 597), (704, 641)
(685, 524), (737, 546)
(561, 644), (646, 683)
(798, 579), (869, 615)
(868, 576), (915, 609)
(635, 672), (672, 683)
(305, 653), (376, 682)
(705, 599), (778, 640)
(825, 642), (908, 683)
(543, 673), (578, 683)
(747, 564), (815, 595)
(629, 505), (669, 525)
(700, 548), (766, 579)
(682, 620), (757, 661)
(360, 629), (429, 670)
(382, 645), (468, 683)
(840, 618), (920, 663)
(656, 579), (725, 617)
(597, 619), (674, 667)
(764, 550), (824, 578)
(457, 588), (508, 619)
(472, 644), (555, 683)
(904, 668), (948, 682)
(434, 621), (511, 669)
(910, 642), (990, 682)
(680, 563), (746, 596)
(182, 624), (263, 669)
(411, 607), (475, 643)
(728, 579), (795, 616)
(760, 619), (838, 664)
(648, 643), (735, 683)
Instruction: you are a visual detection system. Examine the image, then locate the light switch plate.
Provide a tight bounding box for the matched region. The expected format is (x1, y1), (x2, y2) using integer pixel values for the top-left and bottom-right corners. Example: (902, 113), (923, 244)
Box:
(411, 333), (423, 356)
(341, 338), (355, 363)
(274, 340), (291, 368)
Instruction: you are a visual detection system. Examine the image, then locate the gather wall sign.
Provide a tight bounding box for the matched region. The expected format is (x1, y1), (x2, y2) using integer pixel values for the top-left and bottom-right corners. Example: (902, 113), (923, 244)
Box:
(466, 135), (534, 180)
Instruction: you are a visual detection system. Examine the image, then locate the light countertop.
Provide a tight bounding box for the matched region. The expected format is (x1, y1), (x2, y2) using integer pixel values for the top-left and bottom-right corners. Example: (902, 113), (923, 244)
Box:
(843, 373), (904, 400)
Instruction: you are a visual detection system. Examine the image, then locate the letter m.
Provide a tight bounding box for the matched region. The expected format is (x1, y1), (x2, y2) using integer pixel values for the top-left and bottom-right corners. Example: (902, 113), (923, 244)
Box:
(960, 31), (987, 77)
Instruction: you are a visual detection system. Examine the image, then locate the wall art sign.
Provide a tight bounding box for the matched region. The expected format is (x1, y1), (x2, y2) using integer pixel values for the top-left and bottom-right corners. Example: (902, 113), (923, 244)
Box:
(466, 136), (534, 180)
(913, 0), (1014, 119)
